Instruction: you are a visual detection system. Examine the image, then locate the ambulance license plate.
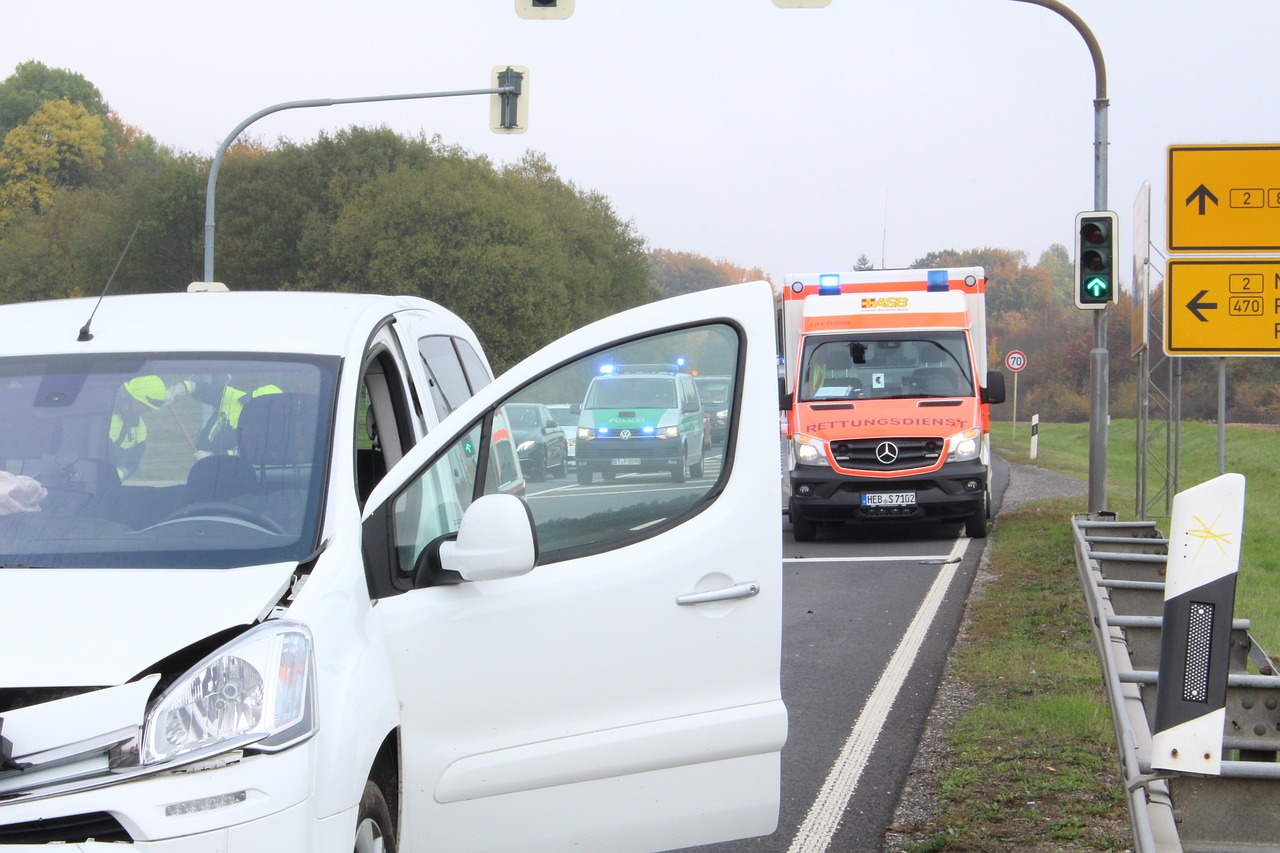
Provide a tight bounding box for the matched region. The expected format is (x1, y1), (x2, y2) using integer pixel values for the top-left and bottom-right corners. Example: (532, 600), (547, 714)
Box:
(862, 492), (916, 507)
(611, 458), (641, 466)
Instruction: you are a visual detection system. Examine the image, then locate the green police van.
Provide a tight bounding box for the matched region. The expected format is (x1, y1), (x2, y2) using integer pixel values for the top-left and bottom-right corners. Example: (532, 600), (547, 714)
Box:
(575, 363), (705, 485)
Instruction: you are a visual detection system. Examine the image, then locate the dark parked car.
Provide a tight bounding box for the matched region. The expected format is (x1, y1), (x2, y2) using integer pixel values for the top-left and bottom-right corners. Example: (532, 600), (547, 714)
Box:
(506, 402), (568, 481)
(694, 375), (732, 445)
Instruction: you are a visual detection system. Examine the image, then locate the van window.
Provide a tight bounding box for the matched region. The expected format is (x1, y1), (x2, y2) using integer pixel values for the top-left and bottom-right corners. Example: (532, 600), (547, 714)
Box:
(387, 322), (741, 573)
(418, 336), (477, 423)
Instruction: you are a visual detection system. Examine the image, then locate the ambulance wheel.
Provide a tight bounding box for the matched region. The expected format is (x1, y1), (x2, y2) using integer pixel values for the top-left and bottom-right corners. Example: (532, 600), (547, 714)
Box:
(355, 780), (396, 853)
(791, 511), (816, 542)
(965, 491), (989, 539)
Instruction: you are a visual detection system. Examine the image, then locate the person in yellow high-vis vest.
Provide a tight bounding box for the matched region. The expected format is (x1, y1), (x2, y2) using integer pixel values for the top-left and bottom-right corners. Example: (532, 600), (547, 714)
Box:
(167, 380), (282, 456)
(109, 375), (167, 481)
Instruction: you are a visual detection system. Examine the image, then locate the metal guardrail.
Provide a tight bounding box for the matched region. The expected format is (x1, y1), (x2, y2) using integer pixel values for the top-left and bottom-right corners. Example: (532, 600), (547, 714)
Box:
(1072, 512), (1280, 853)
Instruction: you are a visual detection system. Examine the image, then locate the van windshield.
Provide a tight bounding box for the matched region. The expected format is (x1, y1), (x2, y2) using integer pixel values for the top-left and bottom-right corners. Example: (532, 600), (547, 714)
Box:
(799, 332), (973, 402)
(585, 376), (676, 410)
(0, 353), (337, 569)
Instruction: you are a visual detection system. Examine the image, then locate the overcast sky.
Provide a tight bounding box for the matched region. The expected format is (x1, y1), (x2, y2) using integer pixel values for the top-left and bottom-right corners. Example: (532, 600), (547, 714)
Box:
(5, 0), (1277, 285)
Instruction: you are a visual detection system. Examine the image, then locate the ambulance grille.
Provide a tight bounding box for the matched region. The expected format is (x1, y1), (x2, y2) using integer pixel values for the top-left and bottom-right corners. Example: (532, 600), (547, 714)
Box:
(830, 437), (943, 470)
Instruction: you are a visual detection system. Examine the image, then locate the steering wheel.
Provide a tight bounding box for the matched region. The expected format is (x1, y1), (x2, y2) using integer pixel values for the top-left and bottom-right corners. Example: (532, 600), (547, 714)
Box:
(156, 501), (287, 535)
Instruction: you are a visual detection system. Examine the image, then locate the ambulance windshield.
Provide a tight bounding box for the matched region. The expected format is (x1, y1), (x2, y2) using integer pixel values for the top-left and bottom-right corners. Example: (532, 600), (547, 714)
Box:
(799, 332), (972, 402)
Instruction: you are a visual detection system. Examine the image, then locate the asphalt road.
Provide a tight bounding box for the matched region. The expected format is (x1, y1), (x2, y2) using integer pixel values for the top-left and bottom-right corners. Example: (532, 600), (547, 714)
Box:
(688, 455), (1011, 853)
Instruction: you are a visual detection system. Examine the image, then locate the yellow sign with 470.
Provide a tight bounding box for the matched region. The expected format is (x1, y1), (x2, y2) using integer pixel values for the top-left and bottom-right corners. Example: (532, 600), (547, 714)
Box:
(1165, 259), (1280, 355)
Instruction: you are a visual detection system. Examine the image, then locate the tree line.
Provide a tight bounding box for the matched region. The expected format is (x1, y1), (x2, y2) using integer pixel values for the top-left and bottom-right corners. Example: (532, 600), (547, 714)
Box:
(0, 61), (649, 373)
(2, 61), (1276, 421)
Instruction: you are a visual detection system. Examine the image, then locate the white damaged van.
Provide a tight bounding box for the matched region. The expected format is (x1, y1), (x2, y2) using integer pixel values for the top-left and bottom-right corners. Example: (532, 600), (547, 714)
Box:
(0, 283), (785, 852)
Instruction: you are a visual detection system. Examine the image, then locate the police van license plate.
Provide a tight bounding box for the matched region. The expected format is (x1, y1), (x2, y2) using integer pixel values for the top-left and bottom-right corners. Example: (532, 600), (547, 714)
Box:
(861, 492), (916, 507)
(611, 458), (641, 466)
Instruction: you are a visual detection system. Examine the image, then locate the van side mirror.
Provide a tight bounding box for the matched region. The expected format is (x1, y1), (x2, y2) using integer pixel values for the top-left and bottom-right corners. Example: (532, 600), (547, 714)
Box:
(983, 371), (1006, 405)
(439, 494), (537, 581)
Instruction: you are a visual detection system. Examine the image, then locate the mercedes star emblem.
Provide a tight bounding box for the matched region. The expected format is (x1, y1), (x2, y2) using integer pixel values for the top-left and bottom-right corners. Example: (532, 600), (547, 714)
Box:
(875, 441), (899, 465)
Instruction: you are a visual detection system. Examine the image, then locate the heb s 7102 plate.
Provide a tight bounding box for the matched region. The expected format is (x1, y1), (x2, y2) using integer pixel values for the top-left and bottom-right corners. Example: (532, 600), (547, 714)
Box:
(861, 491), (916, 507)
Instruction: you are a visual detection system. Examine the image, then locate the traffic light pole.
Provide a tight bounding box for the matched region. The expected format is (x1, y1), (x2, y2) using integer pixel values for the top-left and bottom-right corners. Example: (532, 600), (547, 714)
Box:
(202, 85), (517, 283)
(1012, 0), (1110, 513)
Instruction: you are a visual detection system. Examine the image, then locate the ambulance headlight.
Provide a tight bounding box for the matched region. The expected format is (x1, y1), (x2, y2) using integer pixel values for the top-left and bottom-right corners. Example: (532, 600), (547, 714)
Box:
(142, 621), (316, 765)
(945, 427), (982, 463)
(792, 433), (830, 467)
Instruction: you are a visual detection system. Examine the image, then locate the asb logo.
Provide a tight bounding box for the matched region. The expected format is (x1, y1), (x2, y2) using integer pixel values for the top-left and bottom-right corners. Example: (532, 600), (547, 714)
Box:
(861, 297), (909, 310)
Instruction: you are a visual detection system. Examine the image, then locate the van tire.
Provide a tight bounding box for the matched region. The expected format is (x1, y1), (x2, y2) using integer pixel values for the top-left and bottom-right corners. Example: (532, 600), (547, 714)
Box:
(964, 491), (989, 539)
(355, 780), (396, 853)
(672, 449), (686, 483)
(577, 468), (593, 486)
(689, 460), (703, 479)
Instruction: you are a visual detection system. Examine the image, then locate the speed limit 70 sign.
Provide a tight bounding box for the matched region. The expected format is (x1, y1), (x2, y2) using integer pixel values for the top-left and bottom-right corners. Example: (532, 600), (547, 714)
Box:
(1004, 350), (1027, 372)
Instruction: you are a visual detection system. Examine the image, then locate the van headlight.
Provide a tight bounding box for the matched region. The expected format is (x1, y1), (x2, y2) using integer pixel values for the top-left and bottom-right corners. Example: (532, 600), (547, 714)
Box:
(945, 427), (982, 463)
(660, 425), (679, 439)
(142, 621), (316, 766)
(792, 433), (830, 467)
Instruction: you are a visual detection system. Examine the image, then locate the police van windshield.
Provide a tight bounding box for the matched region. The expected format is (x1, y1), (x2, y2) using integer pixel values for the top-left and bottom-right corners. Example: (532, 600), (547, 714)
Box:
(800, 332), (973, 402)
(585, 376), (677, 410)
(0, 353), (337, 569)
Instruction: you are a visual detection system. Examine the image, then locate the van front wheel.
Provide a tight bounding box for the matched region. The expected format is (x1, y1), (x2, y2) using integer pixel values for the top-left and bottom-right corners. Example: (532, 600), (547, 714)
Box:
(355, 780), (396, 853)
(964, 491), (990, 539)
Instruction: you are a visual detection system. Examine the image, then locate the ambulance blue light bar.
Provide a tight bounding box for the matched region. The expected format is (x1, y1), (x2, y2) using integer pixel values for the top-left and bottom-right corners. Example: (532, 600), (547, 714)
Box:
(818, 274), (841, 295)
(927, 270), (949, 292)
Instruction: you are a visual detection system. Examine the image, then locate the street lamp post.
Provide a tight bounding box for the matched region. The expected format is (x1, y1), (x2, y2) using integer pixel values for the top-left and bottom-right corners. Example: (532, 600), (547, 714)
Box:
(1009, 0), (1110, 514)
(202, 85), (518, 283)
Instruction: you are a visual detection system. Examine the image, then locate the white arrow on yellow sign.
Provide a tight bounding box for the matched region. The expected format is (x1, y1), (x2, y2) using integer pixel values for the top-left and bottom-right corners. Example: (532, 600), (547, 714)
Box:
(1164, 259), (1280, 356)
(1168, 144), (1280, 252)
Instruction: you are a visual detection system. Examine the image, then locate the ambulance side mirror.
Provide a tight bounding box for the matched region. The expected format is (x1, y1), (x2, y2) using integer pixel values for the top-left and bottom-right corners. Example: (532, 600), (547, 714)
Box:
(983, 371), (1006, 405)
(778, 381), (792, 411)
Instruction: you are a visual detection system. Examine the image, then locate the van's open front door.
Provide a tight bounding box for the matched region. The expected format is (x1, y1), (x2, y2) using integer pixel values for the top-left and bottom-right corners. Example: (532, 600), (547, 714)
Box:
(362, 282), (787, 851)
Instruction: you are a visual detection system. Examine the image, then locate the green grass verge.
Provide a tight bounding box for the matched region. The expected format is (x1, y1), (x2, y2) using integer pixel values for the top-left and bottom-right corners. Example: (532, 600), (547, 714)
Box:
(901, 416), (1280, 851)
(898, 495), (1130, 851)
(992, 418), (1280, 658)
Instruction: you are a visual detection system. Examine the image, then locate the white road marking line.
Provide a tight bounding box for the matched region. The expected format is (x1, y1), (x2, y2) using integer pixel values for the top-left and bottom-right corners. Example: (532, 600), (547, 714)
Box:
(786, 536), (970, 853)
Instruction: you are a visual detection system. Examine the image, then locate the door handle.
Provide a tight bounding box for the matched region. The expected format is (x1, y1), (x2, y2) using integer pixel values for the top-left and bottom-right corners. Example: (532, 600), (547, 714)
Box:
(676, 582), (760, 606)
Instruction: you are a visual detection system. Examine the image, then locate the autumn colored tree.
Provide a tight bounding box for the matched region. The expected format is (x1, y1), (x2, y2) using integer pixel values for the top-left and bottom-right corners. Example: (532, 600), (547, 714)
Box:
(0, 99), (107, 225)
(649, 248), (768, 298)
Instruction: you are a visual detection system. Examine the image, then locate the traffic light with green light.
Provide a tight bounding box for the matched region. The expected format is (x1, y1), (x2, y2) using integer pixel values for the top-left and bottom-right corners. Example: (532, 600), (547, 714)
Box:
(1074, 210), (1119, 309)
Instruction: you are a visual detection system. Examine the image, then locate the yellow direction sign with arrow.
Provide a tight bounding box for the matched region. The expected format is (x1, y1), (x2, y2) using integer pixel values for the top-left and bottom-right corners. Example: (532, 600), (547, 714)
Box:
(1167, 144), (1280, 252)
(1164, 259), (1280, 355)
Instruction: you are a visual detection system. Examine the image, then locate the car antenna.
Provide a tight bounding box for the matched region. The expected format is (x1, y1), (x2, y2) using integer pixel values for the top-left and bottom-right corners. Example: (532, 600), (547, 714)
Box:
(78, 220), (142, 342)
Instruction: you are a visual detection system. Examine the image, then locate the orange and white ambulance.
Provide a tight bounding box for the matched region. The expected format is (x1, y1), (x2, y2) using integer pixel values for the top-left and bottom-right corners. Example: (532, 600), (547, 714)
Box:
(779, 267), (1006, 541)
